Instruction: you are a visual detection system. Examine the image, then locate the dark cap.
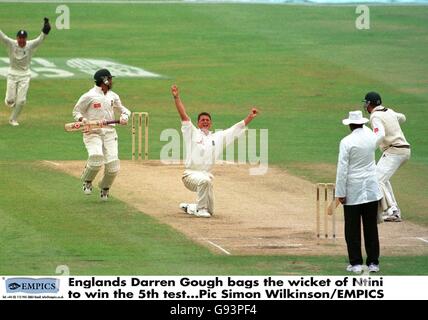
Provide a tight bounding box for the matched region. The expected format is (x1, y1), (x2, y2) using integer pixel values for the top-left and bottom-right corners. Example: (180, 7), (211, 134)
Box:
(93, 68), (115, 86)
(93, 69), (114, 81)
(363, 92), (382, 106)
(16, 30), (28, 38)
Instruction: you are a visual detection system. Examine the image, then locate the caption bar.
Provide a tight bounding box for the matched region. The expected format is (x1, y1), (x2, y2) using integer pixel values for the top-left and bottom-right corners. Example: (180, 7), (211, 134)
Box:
(1, 276), (427, 300)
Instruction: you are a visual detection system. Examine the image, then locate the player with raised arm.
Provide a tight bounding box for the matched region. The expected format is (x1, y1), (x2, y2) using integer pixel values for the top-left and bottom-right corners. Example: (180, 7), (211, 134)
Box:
(0, 18), (51, 126)
(172, 85), (258, 218)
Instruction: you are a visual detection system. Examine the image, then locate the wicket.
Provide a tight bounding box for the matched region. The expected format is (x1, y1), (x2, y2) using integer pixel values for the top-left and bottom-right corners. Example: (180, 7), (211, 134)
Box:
(316, 183), (336, 242)
(131, 112), (149, 160)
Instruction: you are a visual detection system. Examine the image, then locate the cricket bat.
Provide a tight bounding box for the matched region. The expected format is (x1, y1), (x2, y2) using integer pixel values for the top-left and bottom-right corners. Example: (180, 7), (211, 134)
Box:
(64, 119), (121, 132)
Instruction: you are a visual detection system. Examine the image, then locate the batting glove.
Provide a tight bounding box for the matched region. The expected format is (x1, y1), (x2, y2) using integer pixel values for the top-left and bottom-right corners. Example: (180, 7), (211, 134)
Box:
(80, 118), (91, 133)
(120, 114), (129, 125)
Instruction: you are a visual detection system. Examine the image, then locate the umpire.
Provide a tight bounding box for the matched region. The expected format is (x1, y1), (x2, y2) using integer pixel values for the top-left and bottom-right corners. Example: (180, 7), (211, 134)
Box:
(335, 111), (383, 274)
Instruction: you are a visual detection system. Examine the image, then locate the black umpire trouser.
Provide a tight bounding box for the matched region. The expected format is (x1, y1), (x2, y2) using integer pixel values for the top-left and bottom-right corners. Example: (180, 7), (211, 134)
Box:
(343, 200), (380, 266)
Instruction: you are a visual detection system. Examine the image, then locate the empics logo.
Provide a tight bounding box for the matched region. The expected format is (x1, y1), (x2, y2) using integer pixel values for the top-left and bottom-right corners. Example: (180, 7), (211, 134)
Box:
(8, 282), (20, 290)
(5, 278), (59, 294)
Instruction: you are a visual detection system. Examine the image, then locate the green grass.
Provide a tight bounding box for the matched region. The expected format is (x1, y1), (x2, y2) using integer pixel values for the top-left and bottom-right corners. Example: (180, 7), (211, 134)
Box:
(1, 5), (427, 163)
(1, 162), (427, 275)
(0, 3), (427, 275)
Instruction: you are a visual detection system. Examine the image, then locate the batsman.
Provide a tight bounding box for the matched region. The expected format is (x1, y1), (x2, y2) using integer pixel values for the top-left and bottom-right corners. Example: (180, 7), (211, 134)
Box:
(72, 69), (131, 200)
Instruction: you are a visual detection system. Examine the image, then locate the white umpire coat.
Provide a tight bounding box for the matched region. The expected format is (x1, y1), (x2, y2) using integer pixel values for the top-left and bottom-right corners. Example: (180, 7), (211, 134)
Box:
(335, 126), (383, 206)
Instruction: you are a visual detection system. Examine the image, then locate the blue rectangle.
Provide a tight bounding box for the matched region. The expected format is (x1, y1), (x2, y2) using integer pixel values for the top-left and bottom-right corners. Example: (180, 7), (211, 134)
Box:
(6, 278), (59, 294)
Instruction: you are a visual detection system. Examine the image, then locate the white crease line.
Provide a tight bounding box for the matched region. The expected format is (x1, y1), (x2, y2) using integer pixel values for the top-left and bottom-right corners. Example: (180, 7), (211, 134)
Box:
(220, 161), (239, 165)
(236, 244), (303, 248)
(206, 240), (231, 255)
(43, 160), (60, 166)
(416, 237), (428, 244)
(381, 244), (427, 247)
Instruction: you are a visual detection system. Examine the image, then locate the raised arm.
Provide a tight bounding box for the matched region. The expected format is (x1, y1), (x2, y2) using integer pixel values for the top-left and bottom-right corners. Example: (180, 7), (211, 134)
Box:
(27, 32), (46, 51)
(220, 108), (258, 148)
(0, 29), (14, 47)
(244, 107), (259, 126)
(27, 18), (50, 51)
(171, 85), (190, 122)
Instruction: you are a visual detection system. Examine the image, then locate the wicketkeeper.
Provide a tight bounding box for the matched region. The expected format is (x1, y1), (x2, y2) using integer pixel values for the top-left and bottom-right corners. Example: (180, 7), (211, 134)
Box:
(73, 69), (131, 200)
(172, 85), (258, 218)
(0, 18), (51, 126)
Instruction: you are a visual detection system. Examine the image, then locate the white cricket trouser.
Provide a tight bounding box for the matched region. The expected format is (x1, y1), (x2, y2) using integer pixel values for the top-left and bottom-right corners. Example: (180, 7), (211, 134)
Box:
(83, 129), (119, 165)
(5, 74), (30, 121)
(376, 150), (410, 210)
(182, 170), (214, 214)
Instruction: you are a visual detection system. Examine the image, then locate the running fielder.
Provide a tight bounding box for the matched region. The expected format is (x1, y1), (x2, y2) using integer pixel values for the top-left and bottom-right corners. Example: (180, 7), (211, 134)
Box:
(172, 85), (258, 218)
(363, 92), (410, 222)
(0, 18), (51, 126)
(73, 69), (131, 200)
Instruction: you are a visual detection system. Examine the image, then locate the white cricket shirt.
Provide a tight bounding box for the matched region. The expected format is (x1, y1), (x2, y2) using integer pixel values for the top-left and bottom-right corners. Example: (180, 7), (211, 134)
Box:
(0, 30), (46, 76)
(370, 105), (410, 155)
(73, 86), (131, 124)
(181, 120), (247, 172)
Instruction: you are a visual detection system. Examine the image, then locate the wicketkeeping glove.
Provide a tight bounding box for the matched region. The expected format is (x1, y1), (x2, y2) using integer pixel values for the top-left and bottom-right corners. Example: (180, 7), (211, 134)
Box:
(42, 17), (51, 35)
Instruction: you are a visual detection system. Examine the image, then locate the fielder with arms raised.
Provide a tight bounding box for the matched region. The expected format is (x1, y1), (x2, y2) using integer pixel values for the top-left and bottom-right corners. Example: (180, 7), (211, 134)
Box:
(0, 18), (51, 126)
(73, 69), (131, 201)
(171, 85), (258, 218)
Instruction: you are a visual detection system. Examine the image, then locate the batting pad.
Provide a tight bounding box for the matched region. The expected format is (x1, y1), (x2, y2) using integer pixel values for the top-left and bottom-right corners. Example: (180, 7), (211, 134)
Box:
(81, 155), (104, 182)
(81, 165), (101, 182)
(98, 160), (120, 189)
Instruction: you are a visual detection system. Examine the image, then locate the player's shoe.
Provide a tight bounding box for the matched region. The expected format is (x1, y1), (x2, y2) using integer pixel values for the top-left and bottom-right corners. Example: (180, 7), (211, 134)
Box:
(385, 214), (402, 222)
(392, 208), (402, 222)
(346, 264), (363, 274)
(179, 203), (197, 215)
(179, 203), (189, 213)
(383, 207), (402, 222)
(194, 209), (211, 218)
(8, 120), (19, 126)
(368, 264), (380, 273)
(100, 188), (109, 201)
(82, 181), (93, 195)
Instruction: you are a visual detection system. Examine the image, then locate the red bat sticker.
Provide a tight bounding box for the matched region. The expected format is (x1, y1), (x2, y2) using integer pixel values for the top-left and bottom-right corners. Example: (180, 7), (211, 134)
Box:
(374, 128), (379, 134)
